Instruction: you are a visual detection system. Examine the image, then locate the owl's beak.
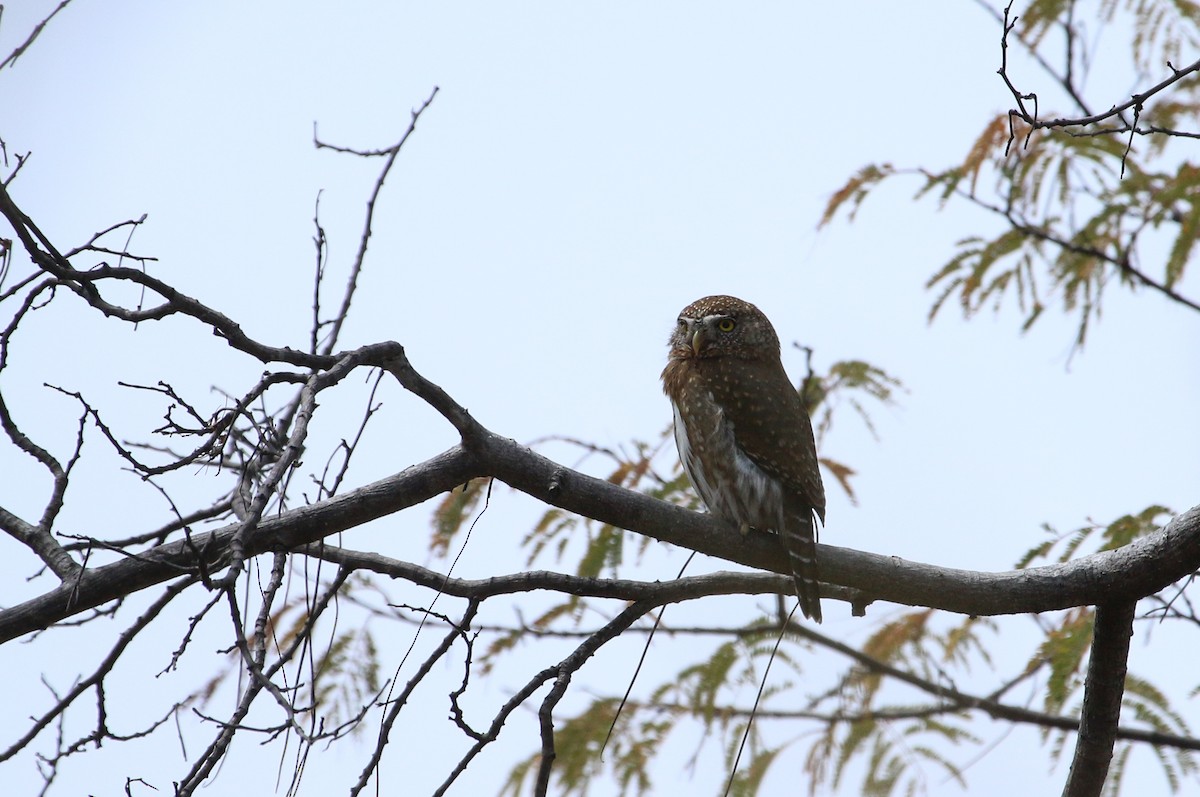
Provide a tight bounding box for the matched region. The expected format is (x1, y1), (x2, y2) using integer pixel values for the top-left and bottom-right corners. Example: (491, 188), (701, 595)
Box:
(690, 328), (705, 356)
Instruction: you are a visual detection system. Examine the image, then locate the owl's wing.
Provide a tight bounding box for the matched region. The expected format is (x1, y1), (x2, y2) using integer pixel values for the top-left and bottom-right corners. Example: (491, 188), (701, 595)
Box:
(707, 359), (826, 523)
(706, 358), (826, 622)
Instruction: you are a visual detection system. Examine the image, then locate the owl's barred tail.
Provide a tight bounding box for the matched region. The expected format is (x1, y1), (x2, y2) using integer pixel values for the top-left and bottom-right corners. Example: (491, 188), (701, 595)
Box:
(783, 512), (822, 623)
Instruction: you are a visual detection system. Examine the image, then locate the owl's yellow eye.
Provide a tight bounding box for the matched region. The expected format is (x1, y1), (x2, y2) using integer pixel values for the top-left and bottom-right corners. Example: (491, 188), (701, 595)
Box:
(717, 318), (736, 332)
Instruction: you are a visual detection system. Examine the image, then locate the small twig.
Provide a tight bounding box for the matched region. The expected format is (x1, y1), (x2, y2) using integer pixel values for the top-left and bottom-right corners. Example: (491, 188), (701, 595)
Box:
(175, 567), (351, 795)
(313, 87), (439, 357)
(990, 1), (1200, 151)
(348, 601), (478, 797)
(1026, 58), (1200, 132)
(973, 0), (1094, 119)
(911, 166), (1200, 314)
(0, 0), (78, 70)
(425, 600), (653, 797)
(0, 577), (194, 763)
(1120, 103), (1140, 178)
(447, 625), (484, 741)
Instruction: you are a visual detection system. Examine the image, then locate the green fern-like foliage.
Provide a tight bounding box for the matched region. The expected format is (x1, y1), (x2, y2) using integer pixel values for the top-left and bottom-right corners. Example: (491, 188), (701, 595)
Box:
(822, 1), (1200, 348)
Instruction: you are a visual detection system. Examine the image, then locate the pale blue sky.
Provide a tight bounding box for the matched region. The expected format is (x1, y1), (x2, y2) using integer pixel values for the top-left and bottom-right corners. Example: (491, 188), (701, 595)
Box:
(2, 2), (1198, 795)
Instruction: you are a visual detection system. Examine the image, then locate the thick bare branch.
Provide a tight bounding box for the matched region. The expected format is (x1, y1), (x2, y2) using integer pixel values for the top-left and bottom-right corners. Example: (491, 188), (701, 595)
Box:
(1061, 601), (1138, 797)
(0, 505), (78, 581)
(0, 410), (1197, 642)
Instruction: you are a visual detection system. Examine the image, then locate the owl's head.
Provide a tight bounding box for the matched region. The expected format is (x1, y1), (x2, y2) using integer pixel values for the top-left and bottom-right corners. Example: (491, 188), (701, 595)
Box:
(668, 295), (781, 361)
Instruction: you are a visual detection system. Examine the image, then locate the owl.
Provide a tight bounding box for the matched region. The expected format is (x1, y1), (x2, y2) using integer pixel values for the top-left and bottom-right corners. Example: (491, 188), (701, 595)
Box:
(662, 295), (827, 621)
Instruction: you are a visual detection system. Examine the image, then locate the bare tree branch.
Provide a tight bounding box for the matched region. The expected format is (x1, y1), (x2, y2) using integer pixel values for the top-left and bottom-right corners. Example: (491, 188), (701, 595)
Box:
(917, 170), (1200, 315)
(348, 600), (478, 797)
(1, 416), (1197, 643)
(1061, 601), (1137, 797)
(995, 1), (1200, 141)
(0, 576), (195, 764)
(534, 600), (653, 797)
(0, 444), (478, 643)
(0, 0), (78, 70)
(0, 504), (78, 581)
(312, 87), (439, 356)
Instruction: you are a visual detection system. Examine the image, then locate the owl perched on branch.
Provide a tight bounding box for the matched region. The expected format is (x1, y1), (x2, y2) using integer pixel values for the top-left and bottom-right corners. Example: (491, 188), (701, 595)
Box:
(662, 295), (827, 621)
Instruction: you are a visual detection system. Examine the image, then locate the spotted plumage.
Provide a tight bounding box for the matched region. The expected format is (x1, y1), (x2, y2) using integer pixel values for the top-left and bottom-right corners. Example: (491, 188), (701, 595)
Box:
(661, 295), (827, 621)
